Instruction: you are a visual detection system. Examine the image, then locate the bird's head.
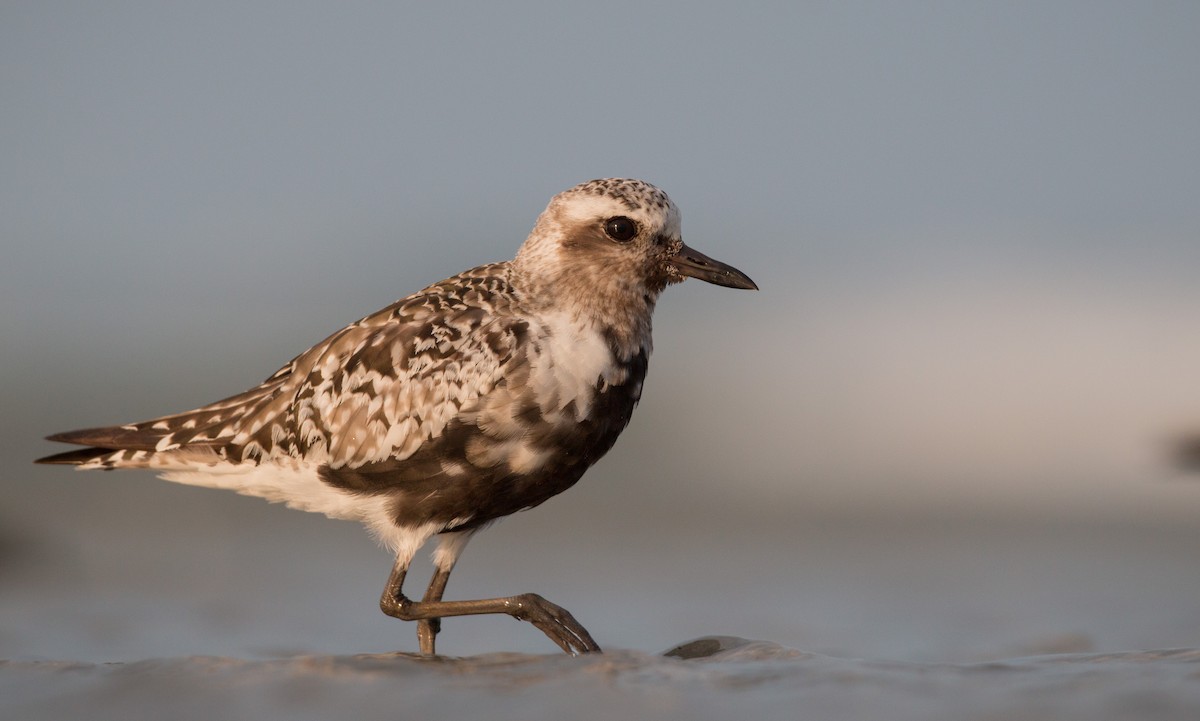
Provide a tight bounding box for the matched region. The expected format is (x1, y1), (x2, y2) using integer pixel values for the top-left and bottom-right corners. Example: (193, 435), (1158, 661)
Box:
(513, 179), (757, 322)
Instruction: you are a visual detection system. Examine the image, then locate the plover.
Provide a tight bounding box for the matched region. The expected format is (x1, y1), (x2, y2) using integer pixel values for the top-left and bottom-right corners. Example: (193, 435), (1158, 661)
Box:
(37, 178), (757, 655)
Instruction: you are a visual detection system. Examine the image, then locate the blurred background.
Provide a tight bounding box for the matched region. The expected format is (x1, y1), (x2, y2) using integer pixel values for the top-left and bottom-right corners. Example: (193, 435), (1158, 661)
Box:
(3, 2), (1198, 664)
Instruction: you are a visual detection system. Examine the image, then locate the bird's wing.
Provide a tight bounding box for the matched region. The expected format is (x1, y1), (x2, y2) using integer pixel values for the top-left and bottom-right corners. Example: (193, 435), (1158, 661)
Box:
(38, 263), (528, 469)
(265, 301), (529, 469)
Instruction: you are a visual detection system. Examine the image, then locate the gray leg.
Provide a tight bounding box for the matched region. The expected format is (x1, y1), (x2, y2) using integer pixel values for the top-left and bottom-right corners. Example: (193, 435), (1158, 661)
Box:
(417, 530), (473, 655)
(379, 534), (600, 655)
(416, 566), (451, 655)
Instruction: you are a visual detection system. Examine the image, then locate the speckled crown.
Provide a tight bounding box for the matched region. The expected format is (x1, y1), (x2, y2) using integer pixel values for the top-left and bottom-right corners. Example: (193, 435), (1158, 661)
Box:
(558, 178), (673, 213)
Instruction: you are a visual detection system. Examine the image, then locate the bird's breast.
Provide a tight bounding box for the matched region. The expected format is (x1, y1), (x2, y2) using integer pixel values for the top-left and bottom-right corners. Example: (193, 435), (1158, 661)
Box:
(527, 311), (644, 422)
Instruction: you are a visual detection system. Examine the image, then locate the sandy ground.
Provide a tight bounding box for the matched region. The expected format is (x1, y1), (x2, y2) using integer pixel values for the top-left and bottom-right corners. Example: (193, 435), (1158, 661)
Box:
(4, 487), (1200, 720)
(4, 638), (1199, 721)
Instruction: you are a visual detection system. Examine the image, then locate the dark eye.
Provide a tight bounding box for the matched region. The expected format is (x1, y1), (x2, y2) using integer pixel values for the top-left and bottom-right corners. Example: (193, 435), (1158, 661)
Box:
(604, 216), (638, 242)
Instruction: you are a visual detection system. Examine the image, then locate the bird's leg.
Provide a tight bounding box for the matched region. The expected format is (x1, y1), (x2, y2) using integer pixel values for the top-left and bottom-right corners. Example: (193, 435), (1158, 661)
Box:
(416, 530), (473, 655)
(379, 556), (415, 625)
(381, 585), (600, 655)
(415, 566), (451, 655)
(379, 530), (599, 655)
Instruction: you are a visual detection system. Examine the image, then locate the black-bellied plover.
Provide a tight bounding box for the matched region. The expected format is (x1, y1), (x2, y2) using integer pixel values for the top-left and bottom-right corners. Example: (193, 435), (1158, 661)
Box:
(37, 178), (757, 655)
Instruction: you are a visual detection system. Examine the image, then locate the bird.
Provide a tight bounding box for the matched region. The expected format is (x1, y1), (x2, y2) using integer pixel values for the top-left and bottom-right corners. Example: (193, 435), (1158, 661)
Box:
(36, 178), (758, 655)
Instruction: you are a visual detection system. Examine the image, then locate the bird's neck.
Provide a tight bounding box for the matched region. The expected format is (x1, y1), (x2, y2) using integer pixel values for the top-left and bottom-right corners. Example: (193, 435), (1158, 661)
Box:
(507, 264), (657, 361)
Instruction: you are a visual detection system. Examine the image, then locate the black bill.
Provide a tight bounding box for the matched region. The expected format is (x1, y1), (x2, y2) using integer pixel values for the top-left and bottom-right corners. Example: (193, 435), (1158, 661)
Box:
(669, 243), (758, 290)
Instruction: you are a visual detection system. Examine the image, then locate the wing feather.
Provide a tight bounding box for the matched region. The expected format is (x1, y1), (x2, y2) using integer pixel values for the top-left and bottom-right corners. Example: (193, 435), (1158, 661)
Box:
(38, 263), (526, 472)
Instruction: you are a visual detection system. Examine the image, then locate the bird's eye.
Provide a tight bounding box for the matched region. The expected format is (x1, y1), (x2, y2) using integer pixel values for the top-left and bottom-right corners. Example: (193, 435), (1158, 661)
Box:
(603, 216), (638, 242)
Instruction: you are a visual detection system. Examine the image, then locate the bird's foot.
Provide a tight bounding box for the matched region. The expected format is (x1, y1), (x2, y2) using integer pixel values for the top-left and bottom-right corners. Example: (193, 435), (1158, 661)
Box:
(504, 592), (600, 655)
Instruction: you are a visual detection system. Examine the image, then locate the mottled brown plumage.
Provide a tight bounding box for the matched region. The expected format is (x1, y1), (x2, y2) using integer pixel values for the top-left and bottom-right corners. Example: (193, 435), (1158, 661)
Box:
(37, 178), (757, 655)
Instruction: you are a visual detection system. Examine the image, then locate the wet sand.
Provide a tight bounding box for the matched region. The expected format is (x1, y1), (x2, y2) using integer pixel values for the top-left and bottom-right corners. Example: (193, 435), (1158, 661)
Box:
(4, 637), (1199, 721)
(5, 501), (1200, 720)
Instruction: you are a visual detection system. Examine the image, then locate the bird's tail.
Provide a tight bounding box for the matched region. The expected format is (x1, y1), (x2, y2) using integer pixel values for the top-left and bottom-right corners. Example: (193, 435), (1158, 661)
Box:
(35, 428), (226, 470)
(35, 444), (143, 469)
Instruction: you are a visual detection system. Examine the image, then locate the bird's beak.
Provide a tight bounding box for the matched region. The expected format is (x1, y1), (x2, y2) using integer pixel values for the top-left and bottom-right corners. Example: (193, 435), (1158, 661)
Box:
(668, 242), (759, 290)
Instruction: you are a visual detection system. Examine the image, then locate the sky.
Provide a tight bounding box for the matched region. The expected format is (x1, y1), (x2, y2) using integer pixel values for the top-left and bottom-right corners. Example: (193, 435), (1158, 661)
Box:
(3, 0), (1200, 526)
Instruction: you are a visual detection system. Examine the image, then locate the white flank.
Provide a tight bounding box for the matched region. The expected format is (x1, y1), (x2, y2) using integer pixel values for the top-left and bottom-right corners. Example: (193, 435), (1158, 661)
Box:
(159, 463), (389, 524)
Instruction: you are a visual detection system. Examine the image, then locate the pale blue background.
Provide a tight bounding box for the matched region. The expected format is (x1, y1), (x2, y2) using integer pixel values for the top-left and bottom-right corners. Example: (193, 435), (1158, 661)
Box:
(3, 2), (1199, 662)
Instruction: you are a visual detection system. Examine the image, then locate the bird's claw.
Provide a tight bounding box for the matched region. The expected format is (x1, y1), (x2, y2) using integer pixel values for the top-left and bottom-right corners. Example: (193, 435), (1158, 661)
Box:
(509, 593), (601, 655)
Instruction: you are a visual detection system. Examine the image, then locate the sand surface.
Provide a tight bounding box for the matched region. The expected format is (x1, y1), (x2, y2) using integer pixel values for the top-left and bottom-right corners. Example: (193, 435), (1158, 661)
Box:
(5, 637), (1200, 721)
(5, 506), (1200, 720)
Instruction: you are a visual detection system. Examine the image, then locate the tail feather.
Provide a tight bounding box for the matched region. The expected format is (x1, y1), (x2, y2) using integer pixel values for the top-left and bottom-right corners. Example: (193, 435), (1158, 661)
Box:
(35, 445), (159, 469)
(36, 367), (296, 468)
(36, 443), (225, 470)
(45, 425), (170, 451)
(35, 446), (118, 466)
